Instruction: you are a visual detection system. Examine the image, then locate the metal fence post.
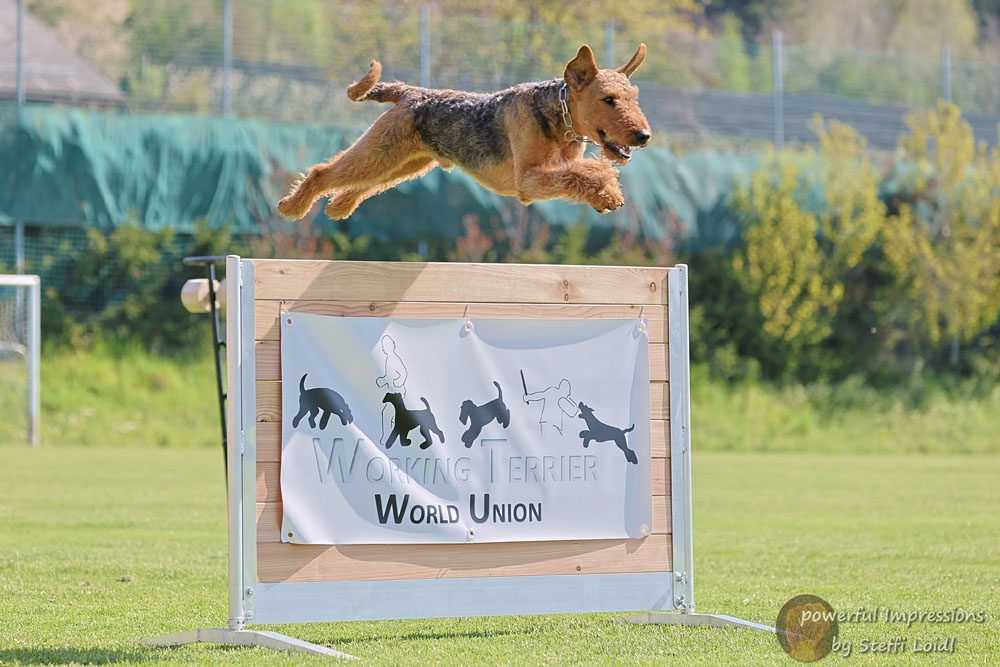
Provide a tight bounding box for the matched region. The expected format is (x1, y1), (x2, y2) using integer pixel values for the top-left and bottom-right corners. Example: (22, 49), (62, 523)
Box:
(16, 0), (25, 107)
(772, 30), (784, 148)
(604, 21), (615, 68)
(420, 5), (431, 88)
(28, 277), (40, 445)
(222, 0), (232, 115)
(942, 46), (952, 103)
(14, 222), (24, 274)
(14, 222), (25, 385)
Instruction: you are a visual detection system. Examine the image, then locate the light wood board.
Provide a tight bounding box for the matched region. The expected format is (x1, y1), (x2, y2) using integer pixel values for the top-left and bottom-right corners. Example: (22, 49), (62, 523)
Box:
(247, 259), (676, 584)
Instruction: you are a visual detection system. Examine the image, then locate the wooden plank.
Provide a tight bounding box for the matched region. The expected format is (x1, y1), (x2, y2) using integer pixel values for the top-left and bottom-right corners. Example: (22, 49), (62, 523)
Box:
(256, 419), (668, 463)
(251, 260), (669, 305)
(255, 381), (669, 424)
(256, 534), (672, 583)
(651, 420), (668, 459)
(650, 382), (668, 419)
(257, 421), (280, 461)
(255, 458), (668, 504)
(256, 496), (671, 544)
(257, 461), (280, 503)
(255, 301), (667, 343)
(254, 339), (667, 382)
(257, 382), (281, 424)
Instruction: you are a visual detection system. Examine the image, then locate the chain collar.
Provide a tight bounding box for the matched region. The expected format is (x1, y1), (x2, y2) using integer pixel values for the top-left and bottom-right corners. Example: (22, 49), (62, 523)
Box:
(558, 82), (595, 145)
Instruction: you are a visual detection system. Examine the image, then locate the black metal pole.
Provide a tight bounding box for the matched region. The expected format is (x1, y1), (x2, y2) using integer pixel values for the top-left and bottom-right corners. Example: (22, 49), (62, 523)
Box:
(206, 263), (228, 470)
(184, 256), (229, 478)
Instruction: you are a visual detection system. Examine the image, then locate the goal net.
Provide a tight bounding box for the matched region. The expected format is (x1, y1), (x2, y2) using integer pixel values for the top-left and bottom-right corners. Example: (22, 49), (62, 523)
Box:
(0, 275), (40, 445)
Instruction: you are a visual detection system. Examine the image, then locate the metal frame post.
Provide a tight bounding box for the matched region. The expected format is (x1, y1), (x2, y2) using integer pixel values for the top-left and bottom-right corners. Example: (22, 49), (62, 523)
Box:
(224, 255), (246, 630)
(620, 265), (775, 633)
(141, 257), (353, 658)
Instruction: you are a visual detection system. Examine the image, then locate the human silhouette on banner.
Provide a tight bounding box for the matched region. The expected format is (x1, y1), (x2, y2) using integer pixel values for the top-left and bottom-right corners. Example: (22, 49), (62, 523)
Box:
(376, 335), (408, 446)
(521, 370), (579, 437)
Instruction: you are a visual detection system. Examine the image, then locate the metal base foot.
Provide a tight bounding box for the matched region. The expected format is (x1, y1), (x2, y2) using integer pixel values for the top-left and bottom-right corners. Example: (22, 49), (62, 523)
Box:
(620, 612), (776, 633)
(141, 628), (356, 659)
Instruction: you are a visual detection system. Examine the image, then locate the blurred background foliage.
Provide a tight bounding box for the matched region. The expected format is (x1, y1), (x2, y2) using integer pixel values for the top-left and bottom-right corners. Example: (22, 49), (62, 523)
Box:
(3, 0), (1000, 395)
(14, 103), (997, 393)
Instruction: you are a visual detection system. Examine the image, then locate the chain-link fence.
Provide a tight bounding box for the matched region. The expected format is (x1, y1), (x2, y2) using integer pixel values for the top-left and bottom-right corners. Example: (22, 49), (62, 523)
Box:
(11, 1), (998, 149)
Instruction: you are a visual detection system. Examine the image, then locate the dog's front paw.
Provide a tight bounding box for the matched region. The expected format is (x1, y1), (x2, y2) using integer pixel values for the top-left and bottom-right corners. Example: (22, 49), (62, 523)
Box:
(590, 182), (625, 213)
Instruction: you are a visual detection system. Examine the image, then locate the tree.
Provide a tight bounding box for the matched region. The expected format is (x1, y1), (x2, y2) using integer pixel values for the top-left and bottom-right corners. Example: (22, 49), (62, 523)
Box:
(879, 102), (1000, 364)
(732, 117), (885, 374)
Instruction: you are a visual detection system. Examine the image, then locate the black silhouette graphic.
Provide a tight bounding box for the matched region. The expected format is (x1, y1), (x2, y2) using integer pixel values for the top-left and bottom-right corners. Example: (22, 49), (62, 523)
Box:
(381, 392), (445, 449)
(376, 334), (408, 446)
(291, 374), (354, 429)
(577, 402), (638, 464)
(522, 371), (579, 436)
(459, 381), (511, 448)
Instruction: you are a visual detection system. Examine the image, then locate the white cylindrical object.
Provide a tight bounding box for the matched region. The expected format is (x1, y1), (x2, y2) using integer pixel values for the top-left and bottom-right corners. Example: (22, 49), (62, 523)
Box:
(181, 278), (222, 313)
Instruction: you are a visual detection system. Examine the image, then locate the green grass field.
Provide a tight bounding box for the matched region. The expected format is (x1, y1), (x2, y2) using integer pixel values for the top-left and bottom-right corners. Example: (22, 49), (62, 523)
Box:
(1, 349), (998, 663)
(3, 347), (999, 454)
(1, 447), (997, 665)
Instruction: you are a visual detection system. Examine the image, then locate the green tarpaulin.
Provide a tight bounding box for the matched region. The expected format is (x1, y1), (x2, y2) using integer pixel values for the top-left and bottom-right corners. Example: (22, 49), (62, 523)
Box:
(0, 104), (755, 252)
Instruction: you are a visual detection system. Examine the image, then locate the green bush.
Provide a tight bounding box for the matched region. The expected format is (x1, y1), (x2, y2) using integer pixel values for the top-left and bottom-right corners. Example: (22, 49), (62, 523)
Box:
(722, 104), (1000, 382)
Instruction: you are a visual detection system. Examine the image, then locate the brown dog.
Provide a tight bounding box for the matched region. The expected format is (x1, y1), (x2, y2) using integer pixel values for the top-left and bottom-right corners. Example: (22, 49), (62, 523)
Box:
(277, 44), (651, 220)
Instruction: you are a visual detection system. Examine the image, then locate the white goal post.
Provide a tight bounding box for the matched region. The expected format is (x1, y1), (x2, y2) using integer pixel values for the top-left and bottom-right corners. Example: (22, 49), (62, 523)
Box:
(0, 274), (40, 445)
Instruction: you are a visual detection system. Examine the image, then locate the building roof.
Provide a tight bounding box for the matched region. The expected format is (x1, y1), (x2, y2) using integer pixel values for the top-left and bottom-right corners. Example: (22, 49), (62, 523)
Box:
(0, 0), (124, 106)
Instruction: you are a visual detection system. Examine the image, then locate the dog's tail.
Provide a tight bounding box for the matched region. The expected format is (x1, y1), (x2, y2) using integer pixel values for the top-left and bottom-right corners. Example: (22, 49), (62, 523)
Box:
(299, 373), (308, 394)
(347, 60), (407, 104)
(493, 380), (503, 402)
(624, 424), (635, 433)
(420, 397), (430, 410)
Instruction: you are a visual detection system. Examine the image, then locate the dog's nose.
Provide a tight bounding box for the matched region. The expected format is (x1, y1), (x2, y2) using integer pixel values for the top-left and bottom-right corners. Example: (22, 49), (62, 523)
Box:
(634, 129), (651, 146)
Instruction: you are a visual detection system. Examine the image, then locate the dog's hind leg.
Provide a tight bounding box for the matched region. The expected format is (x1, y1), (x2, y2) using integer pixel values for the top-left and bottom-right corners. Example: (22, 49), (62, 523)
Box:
(291, 407), (307, 428)
(324, 157), (437, 219)
(278, 106), (428, 220)
(616, 436), (639, 464)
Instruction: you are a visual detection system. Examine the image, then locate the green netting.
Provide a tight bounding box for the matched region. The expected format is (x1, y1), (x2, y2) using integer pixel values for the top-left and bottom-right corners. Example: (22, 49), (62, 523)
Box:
(0, 103), (755, 250)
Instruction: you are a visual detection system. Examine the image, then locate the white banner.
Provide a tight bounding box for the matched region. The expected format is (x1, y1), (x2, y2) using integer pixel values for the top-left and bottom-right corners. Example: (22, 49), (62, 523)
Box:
(279, 313), (651, 545)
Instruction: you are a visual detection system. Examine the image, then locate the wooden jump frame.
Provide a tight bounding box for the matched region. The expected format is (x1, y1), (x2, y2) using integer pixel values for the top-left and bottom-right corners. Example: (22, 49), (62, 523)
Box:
(143, 256), (773, 659)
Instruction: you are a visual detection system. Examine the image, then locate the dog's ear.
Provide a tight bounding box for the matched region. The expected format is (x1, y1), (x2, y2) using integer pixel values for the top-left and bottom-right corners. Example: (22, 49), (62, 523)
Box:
(564, 45), (598, 91)
(617, 43), (646, 78)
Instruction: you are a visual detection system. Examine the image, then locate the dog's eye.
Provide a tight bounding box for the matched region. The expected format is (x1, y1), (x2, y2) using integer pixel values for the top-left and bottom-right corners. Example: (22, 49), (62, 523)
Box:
(603, 96), (615, 106)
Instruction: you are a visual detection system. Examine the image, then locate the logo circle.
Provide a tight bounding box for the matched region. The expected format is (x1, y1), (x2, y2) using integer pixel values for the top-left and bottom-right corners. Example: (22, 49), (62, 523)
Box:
(775, 594), (838, 662)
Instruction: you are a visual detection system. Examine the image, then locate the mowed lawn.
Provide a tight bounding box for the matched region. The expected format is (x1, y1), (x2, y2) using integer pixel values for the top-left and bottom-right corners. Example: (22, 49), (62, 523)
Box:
(1, 447), (998, 665)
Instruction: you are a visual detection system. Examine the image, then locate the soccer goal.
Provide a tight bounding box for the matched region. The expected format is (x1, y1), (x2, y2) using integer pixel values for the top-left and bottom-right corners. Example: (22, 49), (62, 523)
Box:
(0, 275), (40, 445)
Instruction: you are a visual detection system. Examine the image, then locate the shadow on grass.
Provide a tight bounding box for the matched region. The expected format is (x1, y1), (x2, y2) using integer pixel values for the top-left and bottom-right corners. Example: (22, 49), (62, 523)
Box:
(0, 648), (156, 664)
(301, 628), (521, 646)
